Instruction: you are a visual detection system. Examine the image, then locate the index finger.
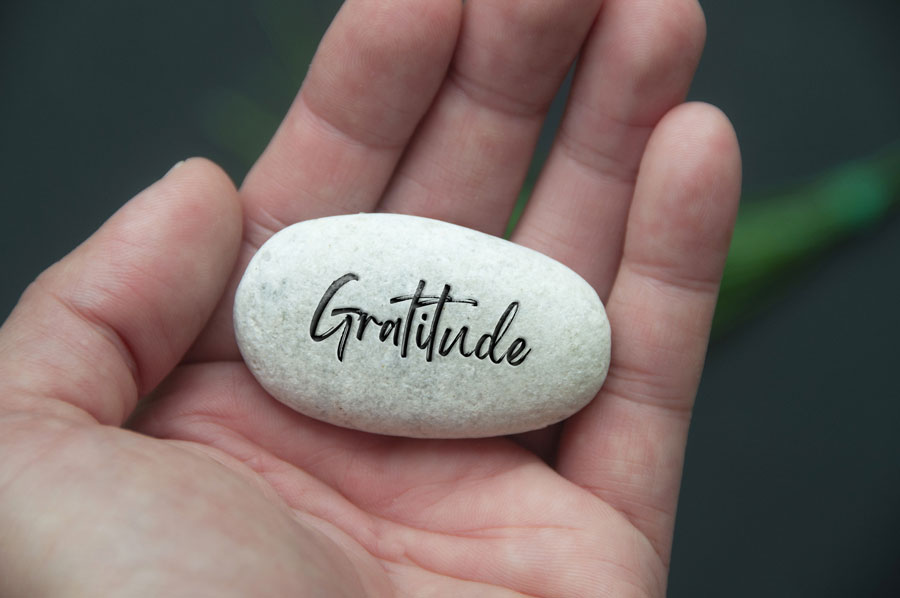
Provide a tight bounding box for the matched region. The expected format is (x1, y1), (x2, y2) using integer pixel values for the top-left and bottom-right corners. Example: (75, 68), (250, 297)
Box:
(188, 0), (461, 361)
(240, 0), (461, 247)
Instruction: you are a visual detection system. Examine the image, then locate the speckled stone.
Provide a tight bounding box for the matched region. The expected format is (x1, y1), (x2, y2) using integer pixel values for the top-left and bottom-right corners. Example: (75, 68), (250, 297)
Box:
(234, 213), (610, 438)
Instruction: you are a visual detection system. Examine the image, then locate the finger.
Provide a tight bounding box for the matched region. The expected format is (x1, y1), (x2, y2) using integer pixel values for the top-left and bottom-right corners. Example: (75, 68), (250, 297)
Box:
(512, 0), (707, 298)
(378, 0), (603, 236)
(0, 159), (242, 425)
(240, 0), (461, 247)
(188, 0), (462, 363)
(508, 0), (706, 462)
(556, 103), (741, 563)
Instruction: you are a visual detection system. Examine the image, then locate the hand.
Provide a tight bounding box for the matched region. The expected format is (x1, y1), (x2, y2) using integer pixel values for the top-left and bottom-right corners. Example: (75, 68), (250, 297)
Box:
(0, 0), (740, 595)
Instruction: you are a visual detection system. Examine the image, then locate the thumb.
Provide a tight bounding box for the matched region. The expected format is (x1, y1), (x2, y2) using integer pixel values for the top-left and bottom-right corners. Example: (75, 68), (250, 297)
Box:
(0, 158), (242, 425)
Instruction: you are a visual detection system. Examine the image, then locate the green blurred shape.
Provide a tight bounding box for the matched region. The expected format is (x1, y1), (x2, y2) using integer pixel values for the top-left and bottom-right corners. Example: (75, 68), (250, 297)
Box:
(713, 144), (900, 337)
(504, 180), (532, 239)
(251, 0), (322, 82)
(201, 90), (281, 169)
(200, 0), (337, 176)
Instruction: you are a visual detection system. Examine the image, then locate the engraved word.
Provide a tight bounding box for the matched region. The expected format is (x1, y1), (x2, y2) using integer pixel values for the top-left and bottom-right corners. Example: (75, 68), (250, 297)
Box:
(309, 273), (531, 366)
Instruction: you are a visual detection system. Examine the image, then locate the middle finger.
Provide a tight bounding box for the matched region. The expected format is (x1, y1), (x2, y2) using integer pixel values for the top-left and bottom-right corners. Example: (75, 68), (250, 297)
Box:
(378, 0), (603, 236)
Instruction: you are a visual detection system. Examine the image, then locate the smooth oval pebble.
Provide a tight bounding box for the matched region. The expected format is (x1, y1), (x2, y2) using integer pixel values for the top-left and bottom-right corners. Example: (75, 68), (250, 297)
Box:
(234, 213), (611, 438)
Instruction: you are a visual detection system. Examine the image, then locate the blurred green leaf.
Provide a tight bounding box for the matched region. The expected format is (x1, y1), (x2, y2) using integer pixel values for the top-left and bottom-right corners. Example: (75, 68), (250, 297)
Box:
(504, 180), (533, 239)
(252, 0), (323, 84)
(201, 90), (281, 168)
(199, 1), (338, 173)
(713, 144), (900, 337)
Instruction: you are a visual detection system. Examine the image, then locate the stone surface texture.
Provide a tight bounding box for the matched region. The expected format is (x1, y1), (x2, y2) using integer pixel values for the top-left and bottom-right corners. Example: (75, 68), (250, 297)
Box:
(234, 213), (611, 438)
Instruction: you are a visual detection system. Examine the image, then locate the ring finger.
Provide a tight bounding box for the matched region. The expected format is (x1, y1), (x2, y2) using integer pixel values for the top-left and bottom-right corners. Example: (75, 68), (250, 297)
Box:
(378, 0), (604, 236)
(512, 0), (708, 299)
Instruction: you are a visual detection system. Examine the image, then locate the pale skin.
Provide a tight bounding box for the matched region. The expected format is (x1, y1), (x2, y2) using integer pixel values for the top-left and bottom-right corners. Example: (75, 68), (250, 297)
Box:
(0, 0), (741, 595)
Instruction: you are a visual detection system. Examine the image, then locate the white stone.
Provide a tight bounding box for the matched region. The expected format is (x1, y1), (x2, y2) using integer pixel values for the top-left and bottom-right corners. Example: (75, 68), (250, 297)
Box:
(234, 213), (611, 438)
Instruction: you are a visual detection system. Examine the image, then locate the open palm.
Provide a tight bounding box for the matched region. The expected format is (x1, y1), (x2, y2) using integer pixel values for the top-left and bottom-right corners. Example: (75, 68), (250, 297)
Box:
(0, 0), (740, 595)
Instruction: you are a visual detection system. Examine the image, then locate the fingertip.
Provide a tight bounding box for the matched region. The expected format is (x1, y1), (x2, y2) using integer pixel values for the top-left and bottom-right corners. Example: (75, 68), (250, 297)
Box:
(650, 102), (741, 182)
(159, 157), (243, 240)
(623, 102), (742, 290)
(640, 101), (742, 233)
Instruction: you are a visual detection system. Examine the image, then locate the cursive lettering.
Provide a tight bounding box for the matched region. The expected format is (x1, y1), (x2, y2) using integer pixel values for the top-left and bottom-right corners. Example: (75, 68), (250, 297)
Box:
(309, 273), (531, 366)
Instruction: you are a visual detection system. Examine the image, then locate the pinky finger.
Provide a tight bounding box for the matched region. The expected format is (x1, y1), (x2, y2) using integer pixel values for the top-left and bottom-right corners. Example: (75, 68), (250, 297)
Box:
(557, 102), (741, 564)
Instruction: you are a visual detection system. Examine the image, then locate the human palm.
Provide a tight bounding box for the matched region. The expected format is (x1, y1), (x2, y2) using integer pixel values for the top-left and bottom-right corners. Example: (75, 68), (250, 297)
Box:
(0, 0), (740, 596)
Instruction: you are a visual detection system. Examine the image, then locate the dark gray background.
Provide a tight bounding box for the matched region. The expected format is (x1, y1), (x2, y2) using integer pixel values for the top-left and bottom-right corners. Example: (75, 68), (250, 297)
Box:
(2, 1), (899, 595)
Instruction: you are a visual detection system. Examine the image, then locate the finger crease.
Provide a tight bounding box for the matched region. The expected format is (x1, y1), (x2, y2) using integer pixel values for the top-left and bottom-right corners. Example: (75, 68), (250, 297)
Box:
(579, 483), (673, 568)
(297, 91), (409, 152)
(447, 64), (551, 119)
(241, 209), (287, 251)
(555, 124), (645, 187)
(42, 286), (142, 404)
(601, 374), (696, 416)
(625, 260), (721, 295)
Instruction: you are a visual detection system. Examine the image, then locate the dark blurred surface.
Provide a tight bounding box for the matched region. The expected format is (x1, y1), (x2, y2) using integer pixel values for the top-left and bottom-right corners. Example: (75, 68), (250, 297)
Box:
(2, 1), (899, 595)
